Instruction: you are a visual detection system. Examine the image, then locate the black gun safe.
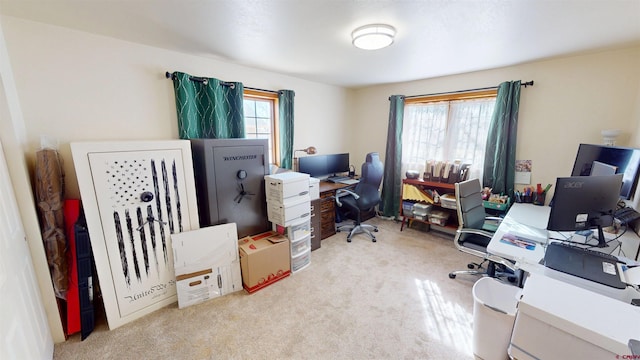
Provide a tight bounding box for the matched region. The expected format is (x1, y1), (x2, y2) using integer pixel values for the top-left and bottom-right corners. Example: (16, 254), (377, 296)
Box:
(190, 139), (270, 238)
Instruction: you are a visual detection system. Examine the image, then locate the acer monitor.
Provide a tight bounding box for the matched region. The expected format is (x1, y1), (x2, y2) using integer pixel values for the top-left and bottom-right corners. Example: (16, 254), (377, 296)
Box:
(547, 173), (623, 247)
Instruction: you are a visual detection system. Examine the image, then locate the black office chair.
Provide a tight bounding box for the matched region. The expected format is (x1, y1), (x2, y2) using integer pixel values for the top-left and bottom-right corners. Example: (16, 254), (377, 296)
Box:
(448, 178), (517, 279)
(335, 152), (383, 242)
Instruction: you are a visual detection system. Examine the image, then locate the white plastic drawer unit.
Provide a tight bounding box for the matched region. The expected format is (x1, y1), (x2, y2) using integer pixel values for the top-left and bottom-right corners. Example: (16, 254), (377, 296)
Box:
(290, 234), (311, 258)
(287, 218), (311, 242)
(265, 172), (310, 204)
(267, 195), (311, 226)
(291, 249), (311, 273)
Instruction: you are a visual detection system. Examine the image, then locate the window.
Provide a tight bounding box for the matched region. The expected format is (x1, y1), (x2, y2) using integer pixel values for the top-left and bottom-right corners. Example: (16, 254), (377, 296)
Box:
(244, 90), (279, 165)
(402, 90), (497, 182)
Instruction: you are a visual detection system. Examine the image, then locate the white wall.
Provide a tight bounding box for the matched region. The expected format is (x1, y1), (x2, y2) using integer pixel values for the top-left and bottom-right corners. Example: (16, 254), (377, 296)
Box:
(0, 19), (63, 342)
(0, 16), (352, 199)
(349, 46), (640, 195)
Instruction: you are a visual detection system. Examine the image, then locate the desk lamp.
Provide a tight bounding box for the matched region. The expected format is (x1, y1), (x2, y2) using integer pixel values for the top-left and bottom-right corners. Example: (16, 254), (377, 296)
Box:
(294, 146), (317, 171)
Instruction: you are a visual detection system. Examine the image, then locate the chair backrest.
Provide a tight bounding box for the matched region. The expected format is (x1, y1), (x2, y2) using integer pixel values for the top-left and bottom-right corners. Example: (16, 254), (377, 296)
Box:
(354, 152), (383, 210)
(454, 178), (486, 230)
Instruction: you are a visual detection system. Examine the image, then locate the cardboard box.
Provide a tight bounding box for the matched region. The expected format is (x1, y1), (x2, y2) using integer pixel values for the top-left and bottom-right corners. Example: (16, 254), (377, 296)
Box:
(238, 231), (291, 293)
(172, 223), (243, 309)
(267, 196), (311, 226)
(265, 172), (310, 204)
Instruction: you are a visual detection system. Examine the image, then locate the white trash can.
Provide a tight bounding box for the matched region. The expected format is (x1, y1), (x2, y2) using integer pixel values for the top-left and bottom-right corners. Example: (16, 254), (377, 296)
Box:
(472, 277), (522, 360)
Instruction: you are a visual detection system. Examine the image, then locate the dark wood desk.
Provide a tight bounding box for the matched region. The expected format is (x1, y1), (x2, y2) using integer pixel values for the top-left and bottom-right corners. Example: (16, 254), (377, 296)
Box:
(318, 181), (349, 240)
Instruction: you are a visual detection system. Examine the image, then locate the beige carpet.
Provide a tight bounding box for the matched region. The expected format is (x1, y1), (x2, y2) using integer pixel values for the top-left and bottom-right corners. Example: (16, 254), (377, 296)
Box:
(54, 217), (483, 359)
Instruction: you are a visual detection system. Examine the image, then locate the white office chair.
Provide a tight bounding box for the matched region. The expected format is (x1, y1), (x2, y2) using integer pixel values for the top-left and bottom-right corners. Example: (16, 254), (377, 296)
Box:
(448, 178), (518, 280)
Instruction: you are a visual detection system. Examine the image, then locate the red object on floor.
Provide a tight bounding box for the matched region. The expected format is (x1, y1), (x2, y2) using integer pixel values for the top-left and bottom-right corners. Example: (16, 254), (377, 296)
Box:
(64, 199), (81, 336)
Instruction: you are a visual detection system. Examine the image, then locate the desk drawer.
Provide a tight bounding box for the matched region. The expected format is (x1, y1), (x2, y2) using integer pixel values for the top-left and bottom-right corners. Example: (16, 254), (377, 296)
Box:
(310, 199), (322, 250)
(320, 198), (334, 212)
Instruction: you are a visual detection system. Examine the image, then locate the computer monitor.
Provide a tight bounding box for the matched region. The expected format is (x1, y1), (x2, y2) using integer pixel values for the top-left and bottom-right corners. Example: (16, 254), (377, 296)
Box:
(571, 143), (640, 200)
(298, 155), (328, 178)
(298, 153), (349, 178)
(326, 153), (349, 176)
(547, 173), (623, 247)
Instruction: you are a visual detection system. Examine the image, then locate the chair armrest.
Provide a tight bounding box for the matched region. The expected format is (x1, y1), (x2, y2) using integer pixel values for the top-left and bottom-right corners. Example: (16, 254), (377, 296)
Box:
(457, 228), (494, 239)
(335, 188), (359, 207)
(486, 216), (503, 222)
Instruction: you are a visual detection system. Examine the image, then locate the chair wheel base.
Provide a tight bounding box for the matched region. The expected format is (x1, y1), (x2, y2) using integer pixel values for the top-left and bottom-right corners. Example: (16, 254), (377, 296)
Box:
(374, 228), (379, 232)
(347, 238), (352, 243)
(467, 263), (475, 269)
(372, 238), (376, 242)
(448, 273), (456, 279)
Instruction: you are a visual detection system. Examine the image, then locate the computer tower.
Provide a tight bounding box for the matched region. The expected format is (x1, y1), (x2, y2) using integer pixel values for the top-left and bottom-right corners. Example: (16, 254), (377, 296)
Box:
(190, 139), (270, 238)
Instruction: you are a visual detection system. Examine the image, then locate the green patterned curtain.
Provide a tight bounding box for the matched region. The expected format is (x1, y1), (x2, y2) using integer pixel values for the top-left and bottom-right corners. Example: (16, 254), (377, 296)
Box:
(171, 71), (245, 139)
(380, 95), (405, 218)
(278, 90), (295, 169)
(483, 80), (521, 198)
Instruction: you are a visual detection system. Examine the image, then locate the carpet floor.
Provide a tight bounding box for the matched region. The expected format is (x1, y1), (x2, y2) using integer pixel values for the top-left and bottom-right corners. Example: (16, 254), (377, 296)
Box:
(54, 217), (485, 360)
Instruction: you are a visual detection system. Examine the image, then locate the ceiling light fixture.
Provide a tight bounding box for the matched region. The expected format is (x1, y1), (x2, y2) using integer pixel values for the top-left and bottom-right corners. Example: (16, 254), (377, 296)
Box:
(352, 24), (396, 50)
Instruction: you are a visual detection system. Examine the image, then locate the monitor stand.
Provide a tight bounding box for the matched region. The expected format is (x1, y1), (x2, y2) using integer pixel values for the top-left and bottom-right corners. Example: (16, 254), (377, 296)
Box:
(595, 225), (607, 248)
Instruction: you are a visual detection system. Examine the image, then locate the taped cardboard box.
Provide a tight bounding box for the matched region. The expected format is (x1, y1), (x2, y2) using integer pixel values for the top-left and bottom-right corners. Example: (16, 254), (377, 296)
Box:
(238, 231), (290, 293)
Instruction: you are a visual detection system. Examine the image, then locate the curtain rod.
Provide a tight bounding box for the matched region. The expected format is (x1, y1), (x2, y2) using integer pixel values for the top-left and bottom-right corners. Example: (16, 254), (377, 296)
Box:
(165, 71), (278, 94)
(165, 71), (234, 87)
(245, 86), (279, 94)
(403, 80), (534, 100)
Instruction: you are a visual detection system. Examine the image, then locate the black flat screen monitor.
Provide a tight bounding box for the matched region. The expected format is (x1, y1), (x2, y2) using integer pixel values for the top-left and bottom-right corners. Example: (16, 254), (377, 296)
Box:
(298, 153), (349, 178)
(571, 143), (640, 200)
(547, 173), (623, 247)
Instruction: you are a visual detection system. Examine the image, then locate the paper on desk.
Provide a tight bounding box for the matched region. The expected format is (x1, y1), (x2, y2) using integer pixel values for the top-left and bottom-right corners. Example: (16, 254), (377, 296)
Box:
(500, 233), (536, 250)
(622, 266), (640, 285)
(508, 223), (549, 245)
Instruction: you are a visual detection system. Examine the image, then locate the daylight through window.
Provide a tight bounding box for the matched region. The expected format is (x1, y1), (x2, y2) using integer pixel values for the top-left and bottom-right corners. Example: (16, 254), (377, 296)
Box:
(244, 90), (279, 165)
(402, 90), (497, 182)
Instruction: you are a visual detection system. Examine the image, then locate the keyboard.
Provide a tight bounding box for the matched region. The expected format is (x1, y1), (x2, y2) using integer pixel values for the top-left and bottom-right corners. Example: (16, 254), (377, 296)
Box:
(327, 176), (350, 183)
(338, 179), (359, 185)
(544, 242), (625, 289)
(614, 206), (640, 224)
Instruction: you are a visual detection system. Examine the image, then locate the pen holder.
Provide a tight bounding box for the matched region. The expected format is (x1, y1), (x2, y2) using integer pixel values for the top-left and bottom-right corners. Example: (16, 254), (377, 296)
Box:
(517, 195), (532, 203)
(532, 192), (545, 206)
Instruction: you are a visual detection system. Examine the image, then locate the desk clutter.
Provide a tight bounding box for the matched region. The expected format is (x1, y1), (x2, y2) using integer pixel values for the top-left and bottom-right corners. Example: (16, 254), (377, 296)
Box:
(514, 183), (552, 205)
(474, 202), (640, 359)
(400, 179), (457, 231)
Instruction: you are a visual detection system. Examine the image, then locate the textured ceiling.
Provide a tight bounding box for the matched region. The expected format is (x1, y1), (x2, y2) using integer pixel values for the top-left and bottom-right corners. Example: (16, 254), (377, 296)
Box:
(1, 0), (639, 88)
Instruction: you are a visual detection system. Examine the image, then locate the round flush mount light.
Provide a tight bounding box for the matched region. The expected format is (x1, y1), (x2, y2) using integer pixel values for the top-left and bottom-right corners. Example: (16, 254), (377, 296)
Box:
(352, 24), (396, 50)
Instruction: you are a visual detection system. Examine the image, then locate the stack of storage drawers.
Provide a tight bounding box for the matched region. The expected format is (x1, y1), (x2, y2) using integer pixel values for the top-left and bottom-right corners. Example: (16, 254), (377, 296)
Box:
(265, 172), (312, 273)
(412, 203), (432, 221)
